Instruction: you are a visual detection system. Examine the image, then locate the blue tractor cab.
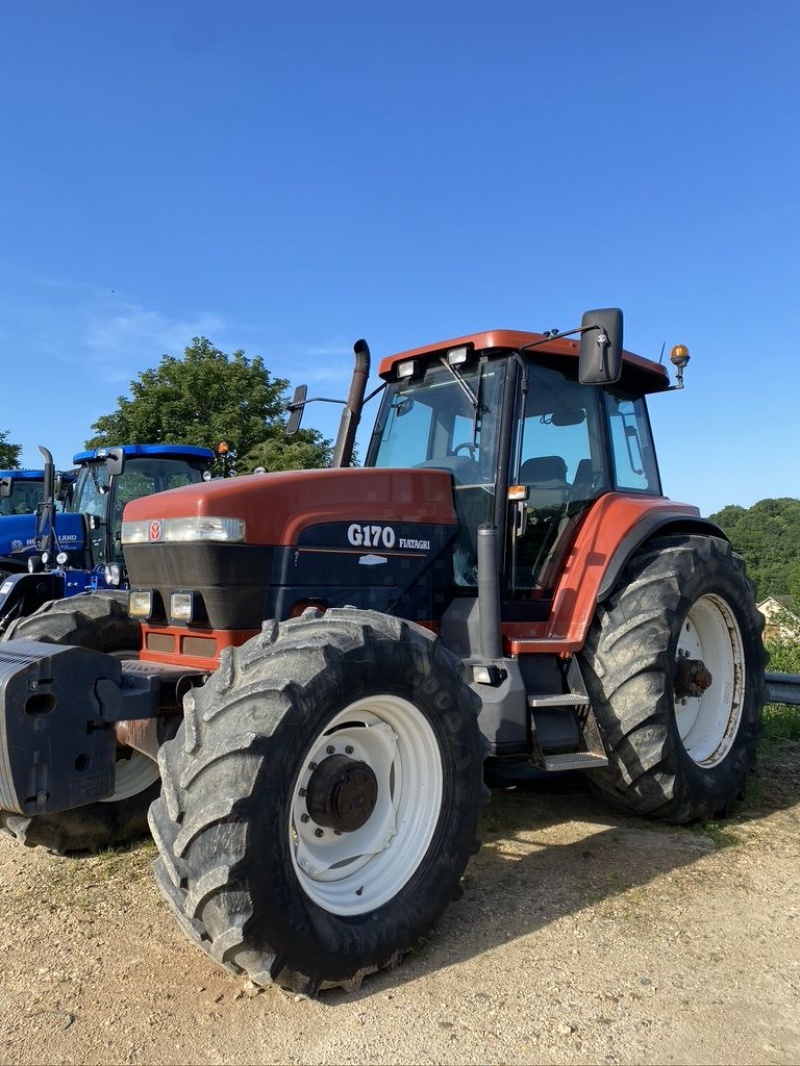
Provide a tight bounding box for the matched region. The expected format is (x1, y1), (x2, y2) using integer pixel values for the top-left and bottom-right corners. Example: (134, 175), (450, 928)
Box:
(0, 443), (214, 632)
(0, 467), (75, 516)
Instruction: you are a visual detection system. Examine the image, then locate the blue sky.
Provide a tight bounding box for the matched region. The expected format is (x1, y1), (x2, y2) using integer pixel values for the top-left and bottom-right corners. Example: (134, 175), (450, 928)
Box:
(1, 1), (797, 515)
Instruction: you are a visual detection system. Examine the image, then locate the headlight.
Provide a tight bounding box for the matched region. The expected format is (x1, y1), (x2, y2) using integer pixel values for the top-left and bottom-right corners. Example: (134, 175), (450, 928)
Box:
(170, 592), (195, 623)
(122, 516), (246, 544)
(129, 590), (154, 619)
(105, 563), (122, 587)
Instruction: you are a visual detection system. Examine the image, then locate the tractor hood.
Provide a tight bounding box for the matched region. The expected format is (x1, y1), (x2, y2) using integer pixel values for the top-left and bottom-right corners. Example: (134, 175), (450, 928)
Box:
(121, 467), (459, 546)
(0, 512), (85, 564)
(122, 467), (461, 636)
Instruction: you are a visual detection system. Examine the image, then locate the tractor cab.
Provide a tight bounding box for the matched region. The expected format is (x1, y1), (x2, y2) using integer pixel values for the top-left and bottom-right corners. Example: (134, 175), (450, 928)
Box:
(0, 468), (75, 516)
(366, 317), (670, 607)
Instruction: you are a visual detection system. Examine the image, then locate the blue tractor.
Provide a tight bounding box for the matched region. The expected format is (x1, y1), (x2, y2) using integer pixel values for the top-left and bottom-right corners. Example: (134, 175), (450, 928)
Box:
(0, 443), (214, 634)
(0, 465), (76, 583)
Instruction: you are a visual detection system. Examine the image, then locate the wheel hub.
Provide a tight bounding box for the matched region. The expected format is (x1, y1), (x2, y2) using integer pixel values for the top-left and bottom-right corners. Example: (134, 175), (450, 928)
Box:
(675, 656), (713, 699)
(305, 754), (378, 833)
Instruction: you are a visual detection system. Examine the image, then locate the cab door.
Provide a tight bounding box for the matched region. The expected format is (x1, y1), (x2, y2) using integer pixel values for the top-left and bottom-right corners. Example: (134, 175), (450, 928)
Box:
(505, 360), (607, 599)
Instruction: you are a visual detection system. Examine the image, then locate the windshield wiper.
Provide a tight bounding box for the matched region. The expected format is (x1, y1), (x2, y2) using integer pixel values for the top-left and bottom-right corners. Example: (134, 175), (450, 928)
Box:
(438, 356), (482, 413)
(438, 358), (486, 446)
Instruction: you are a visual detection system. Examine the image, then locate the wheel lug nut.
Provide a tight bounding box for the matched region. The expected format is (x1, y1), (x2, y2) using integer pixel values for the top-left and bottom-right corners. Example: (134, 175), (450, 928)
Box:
(326, 745), (335, 754)
(308, 761), (317, 771)
(315, 828), (324, 838)
(345, 745), (354, 755)
(300, 813), (310, 823)
(298, 787), (307, 797)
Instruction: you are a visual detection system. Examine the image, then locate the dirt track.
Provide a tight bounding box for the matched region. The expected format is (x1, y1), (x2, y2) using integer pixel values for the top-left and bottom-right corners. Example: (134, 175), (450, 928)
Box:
(0, 743), (798, 1066)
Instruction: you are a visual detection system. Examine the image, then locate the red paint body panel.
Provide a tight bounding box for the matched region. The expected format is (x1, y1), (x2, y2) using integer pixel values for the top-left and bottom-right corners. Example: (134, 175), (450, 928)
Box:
(123, 467), (458, 545)
(139, 625), (259, 669)
(503, 493), (702, 655)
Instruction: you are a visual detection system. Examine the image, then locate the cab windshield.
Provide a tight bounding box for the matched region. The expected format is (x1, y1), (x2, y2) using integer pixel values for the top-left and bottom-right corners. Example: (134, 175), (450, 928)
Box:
(368, 357), (507, 586)
(368, 358), (506, 485)
(0, 479), (46, 516)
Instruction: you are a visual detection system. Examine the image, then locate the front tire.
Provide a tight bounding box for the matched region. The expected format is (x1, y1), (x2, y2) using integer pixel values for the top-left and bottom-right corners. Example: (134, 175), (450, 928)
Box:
(0, 592), (159, 853)
(149, 608), (485, 994)
(580, 535), (766, 824)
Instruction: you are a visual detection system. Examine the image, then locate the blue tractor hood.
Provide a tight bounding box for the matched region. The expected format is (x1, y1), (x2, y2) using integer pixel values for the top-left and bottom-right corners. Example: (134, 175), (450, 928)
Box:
(0, 512), (85, 568)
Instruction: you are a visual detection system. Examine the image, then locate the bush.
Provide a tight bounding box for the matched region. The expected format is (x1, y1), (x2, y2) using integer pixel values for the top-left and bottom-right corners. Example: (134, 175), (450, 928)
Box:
(764, 641), (800, 675)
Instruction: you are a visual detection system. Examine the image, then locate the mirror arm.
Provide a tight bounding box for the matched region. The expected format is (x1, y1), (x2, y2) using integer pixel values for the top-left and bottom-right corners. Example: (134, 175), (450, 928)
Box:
(518, 323), (596, 352)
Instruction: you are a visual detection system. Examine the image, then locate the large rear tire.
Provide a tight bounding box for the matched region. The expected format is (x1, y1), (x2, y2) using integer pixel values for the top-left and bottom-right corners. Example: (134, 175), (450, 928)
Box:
(0, 592), (159, 853)
(149, 608), (485, 994)
(579, 535), (767, 824)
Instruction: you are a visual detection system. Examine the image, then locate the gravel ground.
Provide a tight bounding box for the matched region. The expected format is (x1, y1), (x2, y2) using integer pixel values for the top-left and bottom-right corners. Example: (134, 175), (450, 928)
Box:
(0, 742), (798, 1066)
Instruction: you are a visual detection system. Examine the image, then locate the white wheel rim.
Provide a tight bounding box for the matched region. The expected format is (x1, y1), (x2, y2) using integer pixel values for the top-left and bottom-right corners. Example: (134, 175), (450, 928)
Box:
(100, 646), (160, 803)
(101, 749), (160, 802)
(674, 593), (746, 766)
(289, 694), (443, 916)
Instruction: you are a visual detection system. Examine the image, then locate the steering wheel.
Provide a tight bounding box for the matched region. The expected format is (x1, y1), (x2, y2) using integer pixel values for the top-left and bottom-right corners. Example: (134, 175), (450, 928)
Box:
(453, 443), (476, 459)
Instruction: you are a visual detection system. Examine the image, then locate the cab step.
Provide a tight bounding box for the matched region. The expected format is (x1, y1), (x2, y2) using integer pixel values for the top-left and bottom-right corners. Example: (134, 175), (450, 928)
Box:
(541, 751), (609, 771)
(528, 692), (590, 708)
(527, 659), (608, 771)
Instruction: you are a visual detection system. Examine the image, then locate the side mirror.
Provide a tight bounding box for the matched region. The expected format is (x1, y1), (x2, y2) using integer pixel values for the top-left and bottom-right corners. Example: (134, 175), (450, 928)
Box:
(105, 447), (125, 477)
(285, 385), (307, 436)
(578, 308), (623, 385)
(0, 476), (11, 500)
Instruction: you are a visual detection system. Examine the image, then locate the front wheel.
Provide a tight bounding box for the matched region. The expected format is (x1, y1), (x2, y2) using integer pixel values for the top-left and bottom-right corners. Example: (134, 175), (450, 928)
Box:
(149, 608), (485, 994)
(579, 535), (767, 824)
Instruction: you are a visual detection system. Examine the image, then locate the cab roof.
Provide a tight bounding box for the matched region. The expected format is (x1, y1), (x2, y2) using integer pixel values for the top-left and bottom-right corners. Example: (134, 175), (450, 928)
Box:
(0, 468), (76, 481)
(72, 444), (215, 464)
(378, 329), (671, 393)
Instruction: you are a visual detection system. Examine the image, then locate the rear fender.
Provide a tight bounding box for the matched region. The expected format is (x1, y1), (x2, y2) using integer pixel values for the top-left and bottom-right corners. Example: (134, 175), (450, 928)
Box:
(550, 495), (724, 642)
(504, 494), (724, 652)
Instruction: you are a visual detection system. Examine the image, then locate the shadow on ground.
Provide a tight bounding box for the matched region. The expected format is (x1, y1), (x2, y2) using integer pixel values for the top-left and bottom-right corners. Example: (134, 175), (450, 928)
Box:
(325, 736), (800, 1003)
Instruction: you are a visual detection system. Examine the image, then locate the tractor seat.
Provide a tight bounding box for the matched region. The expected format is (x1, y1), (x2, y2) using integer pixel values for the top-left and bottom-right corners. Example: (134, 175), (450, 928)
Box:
(518, 455), (568, 509)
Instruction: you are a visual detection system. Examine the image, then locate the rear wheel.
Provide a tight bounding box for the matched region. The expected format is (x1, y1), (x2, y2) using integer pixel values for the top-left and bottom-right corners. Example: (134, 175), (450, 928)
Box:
(0, 592), (159, 853)
(580, 535), (766, 824)
(149, 608), (485, 994)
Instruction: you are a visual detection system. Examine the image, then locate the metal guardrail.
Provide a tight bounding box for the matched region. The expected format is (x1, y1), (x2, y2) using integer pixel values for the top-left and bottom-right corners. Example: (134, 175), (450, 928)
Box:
(765, 672), (800, 706)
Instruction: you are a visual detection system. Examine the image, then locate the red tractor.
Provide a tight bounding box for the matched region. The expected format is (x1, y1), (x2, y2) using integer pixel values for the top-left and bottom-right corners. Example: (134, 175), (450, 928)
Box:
(0, 309), (765, 994)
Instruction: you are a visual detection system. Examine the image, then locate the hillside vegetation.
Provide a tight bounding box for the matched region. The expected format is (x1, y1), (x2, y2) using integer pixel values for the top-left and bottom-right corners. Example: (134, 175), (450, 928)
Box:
(710, 497), (800, 610)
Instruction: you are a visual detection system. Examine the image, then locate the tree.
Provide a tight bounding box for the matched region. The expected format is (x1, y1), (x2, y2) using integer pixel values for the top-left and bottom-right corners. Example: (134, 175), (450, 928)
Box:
(710, 497), (800, 612)
(239, 427), (331, 473)
(86, 337), (331, 475)
(0, 430), (22, 469)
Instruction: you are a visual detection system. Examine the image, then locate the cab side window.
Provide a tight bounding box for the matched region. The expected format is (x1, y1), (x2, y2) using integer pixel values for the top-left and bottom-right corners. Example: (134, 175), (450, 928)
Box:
(604, 392), (661, 494)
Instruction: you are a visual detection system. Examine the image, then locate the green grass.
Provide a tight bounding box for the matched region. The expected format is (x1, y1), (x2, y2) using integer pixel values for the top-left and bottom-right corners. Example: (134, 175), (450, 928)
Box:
(762, 701), (800, 741)
(689, 819), (741, 849)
